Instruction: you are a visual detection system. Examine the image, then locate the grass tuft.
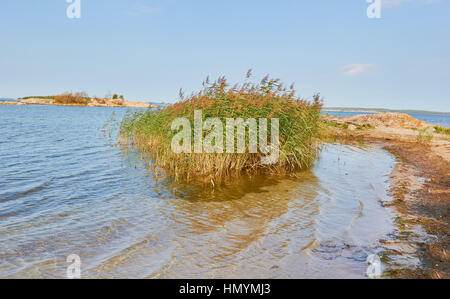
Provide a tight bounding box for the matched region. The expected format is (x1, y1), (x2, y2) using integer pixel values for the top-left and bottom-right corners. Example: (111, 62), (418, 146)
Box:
(434, 126), (450, 135)
(416, 129), (434, 143)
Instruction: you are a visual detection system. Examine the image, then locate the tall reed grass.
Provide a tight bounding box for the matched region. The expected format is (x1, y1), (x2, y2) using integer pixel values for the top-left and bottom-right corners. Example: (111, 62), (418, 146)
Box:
(120, 72), (323, 184)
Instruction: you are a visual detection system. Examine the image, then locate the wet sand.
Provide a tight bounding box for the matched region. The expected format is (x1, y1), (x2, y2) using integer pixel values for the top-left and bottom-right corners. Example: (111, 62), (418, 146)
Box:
(324, 113), (449, 278)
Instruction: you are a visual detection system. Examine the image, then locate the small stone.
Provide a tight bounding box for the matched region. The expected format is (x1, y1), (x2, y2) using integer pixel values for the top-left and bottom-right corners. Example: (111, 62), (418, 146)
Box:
(425, 127), (435, 134)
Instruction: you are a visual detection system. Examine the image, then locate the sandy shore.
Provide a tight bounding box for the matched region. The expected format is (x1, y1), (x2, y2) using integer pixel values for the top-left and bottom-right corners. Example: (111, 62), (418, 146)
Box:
(324, 112), (449, 278)
(1, 98), (158, 108)
(0, 102), (26, 105)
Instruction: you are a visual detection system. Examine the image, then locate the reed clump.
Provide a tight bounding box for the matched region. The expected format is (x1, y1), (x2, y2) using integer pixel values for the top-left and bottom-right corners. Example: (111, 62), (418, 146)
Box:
(120, 73), (323, 184)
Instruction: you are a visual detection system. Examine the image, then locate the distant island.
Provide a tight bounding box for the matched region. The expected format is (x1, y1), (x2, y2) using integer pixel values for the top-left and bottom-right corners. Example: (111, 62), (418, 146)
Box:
(2, 97), (448, 115)
(324, 107), (450, 115)
(0, 93), (158, 109)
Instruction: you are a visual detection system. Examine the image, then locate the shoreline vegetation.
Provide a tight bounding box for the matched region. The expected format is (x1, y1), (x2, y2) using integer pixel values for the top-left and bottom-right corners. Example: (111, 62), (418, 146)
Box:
(0, 93), (157, 108)
(120, 73), (323, 184)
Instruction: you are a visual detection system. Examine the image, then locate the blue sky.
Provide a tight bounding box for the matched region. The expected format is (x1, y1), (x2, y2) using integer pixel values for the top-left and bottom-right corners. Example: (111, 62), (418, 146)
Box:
(0, 0), (449, 111)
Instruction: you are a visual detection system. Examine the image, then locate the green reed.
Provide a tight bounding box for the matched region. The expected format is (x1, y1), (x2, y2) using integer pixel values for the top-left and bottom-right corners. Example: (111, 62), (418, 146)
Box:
(119, 72), (323, 184)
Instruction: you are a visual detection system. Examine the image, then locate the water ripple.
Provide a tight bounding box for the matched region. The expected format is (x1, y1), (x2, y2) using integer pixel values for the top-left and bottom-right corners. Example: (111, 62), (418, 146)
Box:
(0, 105), (404, 278)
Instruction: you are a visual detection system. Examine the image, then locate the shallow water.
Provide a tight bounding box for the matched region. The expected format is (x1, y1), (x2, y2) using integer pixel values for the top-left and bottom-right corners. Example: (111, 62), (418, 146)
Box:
(0, 105), (401, 278)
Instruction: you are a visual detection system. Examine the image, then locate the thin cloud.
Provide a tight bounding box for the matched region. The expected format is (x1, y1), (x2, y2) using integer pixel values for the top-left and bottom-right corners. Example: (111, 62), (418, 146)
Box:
(342, 64), (375, 76)
(128, 4), (160, 16)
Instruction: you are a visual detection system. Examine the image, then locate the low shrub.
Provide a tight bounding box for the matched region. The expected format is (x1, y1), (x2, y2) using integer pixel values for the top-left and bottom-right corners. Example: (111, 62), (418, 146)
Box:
(54, 92), (90, 105)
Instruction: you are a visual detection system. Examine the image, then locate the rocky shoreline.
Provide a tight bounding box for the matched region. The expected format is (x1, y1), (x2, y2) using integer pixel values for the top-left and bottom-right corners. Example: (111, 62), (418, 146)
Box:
(324, 112), (449, 278)
(0, 97), (158, 108)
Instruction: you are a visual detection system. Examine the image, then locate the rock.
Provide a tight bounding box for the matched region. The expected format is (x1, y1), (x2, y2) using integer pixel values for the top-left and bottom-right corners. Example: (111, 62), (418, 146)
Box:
(348, 124), (357, 131)
(425, 127), (436, 134)
(322, 112), (431, 129)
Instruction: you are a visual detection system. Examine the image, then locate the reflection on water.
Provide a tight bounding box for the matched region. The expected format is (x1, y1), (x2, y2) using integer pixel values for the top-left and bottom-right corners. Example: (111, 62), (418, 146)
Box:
(1, 105), (397, 278)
